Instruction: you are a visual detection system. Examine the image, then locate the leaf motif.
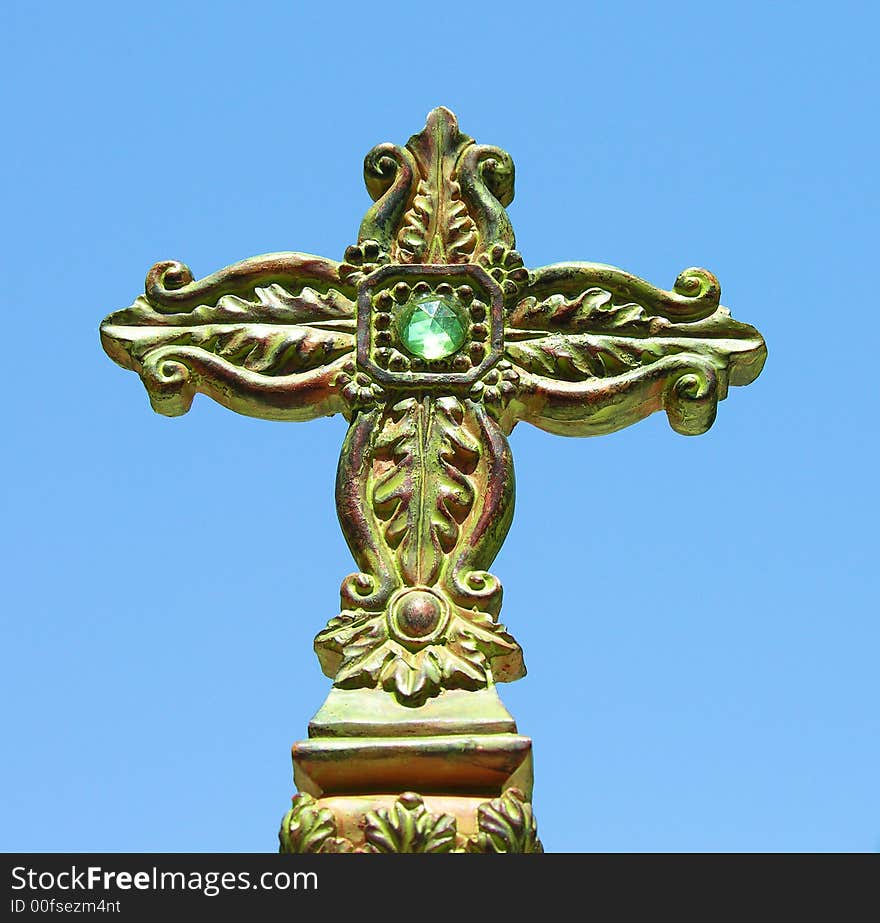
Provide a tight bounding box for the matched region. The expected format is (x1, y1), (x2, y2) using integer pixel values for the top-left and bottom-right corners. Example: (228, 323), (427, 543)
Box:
(445, 611), (523, 684)
(115, 323), (355, 377)
(101, 273), (356, 421)
(394, 108), (478, 264)
(326, 614), (393, 689)
(466, 789), (543, 854)
(517, 263), (723, 323)
(361, 109), (516, 264)
(371, 397), (480, 588)
(506, 333), (662, 381)
(320, 607), (525, 702)
(109, 284), (355, 328)
(434, 643), (487, 688)
(397, 181), (433, 262)
(444, 185), (478, 262)
(370, 399), (418, 550)
(508, 322), (763, 388)
(363, 794), (458, 853)
(396, 176), (477, 264)
(379, 648), (443, 705)
(278, 793), (339, 854)
(509, 288), (651, 334)
(505, 271), (765, 437)
(104, 281), (356, 376)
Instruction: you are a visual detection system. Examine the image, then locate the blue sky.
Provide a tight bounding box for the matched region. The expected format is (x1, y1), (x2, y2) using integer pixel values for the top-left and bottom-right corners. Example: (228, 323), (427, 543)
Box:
(3, 0), (877, 852)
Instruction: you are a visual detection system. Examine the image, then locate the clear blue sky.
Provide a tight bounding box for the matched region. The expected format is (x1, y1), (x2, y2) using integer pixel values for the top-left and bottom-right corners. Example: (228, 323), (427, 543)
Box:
(3, 0), (877, 852)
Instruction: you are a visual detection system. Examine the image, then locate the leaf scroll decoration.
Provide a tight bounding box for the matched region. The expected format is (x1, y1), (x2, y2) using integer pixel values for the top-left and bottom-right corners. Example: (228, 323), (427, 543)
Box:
(278, 790), (544, 853)
(352, 107), (517, 267)
(395, 108), (478, 264)
(498, 264), (767, 439)
(362, 793), (458, 854)
(314, 395), (525, 707)
(371, 396), (480, 588)
(278, 793), (338, 854)
(465, 788), (544, 854)
(100, 253), (357, 421)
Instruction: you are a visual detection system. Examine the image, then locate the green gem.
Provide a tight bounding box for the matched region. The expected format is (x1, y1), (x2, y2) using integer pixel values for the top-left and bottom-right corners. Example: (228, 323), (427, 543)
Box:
(399, 296), (466, 360)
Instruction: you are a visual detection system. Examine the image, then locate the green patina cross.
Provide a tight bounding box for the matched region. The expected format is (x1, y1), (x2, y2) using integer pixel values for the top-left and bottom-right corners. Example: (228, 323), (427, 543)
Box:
(101, 106), (766, 704)
(100, 108), (765, 852)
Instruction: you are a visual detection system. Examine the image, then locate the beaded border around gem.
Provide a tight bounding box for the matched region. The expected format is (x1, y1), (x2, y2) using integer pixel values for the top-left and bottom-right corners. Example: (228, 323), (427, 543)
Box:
(356, 263), (504, 388)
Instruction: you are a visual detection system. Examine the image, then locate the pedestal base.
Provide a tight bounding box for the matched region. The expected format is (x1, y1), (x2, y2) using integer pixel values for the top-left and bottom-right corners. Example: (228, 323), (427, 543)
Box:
(279, 687), (543, 853)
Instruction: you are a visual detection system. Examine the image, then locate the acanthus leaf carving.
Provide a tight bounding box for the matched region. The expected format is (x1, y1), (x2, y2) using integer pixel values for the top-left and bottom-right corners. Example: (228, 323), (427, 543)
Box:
(396, 108), (476, 264)
(371, 396), (480, 588)
(465, 788), (544, 854)
(446, 609), (524, 685)
(100, 254), (356, 421)
(362, 793), (458, 854)
(315, 393), (524, 705)
(319, 610), (513, 707)
(517, 263), (722, 323)
(279, 791), (544, 854)
(373, 107), (516, 266)
(278, 792), (337, 855)
(500, 265), (766, 439)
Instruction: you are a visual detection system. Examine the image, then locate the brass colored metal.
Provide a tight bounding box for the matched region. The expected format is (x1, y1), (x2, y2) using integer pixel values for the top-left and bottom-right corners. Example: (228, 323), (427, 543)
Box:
(280, 789), (541, 853)
(100, 108), (766, 852)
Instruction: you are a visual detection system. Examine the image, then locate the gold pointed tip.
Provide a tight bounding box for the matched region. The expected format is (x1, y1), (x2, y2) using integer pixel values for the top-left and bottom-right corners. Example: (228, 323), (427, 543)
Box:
(425, 105), (459, 126)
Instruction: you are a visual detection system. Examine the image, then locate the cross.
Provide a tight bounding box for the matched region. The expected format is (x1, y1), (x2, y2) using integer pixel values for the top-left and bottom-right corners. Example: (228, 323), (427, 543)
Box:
(100, 108), (765, 853)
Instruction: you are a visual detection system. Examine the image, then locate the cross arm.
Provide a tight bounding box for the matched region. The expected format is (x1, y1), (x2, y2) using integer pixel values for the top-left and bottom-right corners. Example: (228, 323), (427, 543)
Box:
(100, 251), (362, 421)
(499, 261), (766, 436)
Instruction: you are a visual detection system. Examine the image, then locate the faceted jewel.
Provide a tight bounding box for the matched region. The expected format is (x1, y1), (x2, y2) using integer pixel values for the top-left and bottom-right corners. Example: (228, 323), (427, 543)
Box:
(399, 295), (466, 360)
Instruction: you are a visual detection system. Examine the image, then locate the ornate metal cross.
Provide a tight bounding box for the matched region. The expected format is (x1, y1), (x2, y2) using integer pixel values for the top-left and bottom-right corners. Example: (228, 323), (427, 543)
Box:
(100, 107), (765, 852)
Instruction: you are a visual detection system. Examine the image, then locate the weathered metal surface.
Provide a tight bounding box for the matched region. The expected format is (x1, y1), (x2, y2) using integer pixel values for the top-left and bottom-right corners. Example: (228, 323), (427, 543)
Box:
(292, 732), (533, 799)
(279, 789), (542, 854)
(100, 108), (766, 852)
